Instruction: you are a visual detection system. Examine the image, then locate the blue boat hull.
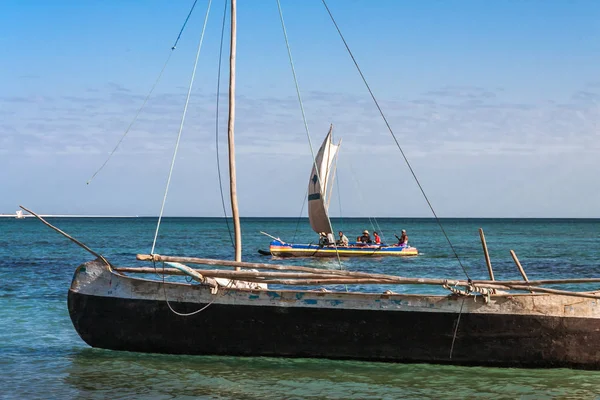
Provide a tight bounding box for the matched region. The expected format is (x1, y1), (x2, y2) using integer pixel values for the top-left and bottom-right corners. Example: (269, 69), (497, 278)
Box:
(269, 240), (418, 257)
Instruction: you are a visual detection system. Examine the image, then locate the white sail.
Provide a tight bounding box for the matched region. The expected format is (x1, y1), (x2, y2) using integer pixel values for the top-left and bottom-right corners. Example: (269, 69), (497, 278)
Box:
(308, 126), (340, 234)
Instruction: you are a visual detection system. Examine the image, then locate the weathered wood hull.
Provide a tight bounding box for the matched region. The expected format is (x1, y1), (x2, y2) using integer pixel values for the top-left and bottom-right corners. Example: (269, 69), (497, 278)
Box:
(68, 259), (600, 369)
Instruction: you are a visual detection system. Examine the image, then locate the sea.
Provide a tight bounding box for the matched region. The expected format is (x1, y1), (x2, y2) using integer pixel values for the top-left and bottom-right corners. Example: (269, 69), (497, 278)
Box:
(2, 216), (600, 399)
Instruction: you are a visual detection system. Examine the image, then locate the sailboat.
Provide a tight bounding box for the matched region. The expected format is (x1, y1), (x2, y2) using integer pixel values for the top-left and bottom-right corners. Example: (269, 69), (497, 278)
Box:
(25, 0), (600, 369)
(267, 126), (418, 257)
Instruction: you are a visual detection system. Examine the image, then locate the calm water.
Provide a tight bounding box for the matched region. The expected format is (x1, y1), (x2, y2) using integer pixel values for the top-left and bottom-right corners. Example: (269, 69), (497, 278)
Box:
(2, 217), (600, 399)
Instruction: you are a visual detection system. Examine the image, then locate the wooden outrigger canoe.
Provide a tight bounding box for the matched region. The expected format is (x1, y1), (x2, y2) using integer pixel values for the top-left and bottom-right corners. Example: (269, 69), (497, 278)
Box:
(263, 129), (418, 259)
(24, 203), (600, 370)
(68, 256), (600, 369)
(26, 0), (600, 372)
(269, 240), (418, 257)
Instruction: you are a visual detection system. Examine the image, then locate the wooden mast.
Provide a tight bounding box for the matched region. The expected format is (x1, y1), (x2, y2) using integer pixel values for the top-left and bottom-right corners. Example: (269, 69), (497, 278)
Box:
(228, 0), (242, 264)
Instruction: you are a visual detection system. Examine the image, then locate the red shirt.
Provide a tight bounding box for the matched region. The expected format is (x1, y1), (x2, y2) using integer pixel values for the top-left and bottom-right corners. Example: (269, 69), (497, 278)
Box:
(374, 234), (381, 244)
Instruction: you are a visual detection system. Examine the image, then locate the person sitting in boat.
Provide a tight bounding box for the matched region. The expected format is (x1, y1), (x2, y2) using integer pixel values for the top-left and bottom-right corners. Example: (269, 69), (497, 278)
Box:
(326, 232), (335, 246)
(319, 232), (328, 246)
(373, 231), (381, 245)
(395, 230), (408, 247)
(337, 231), (349, 247)
(360, 230), (372, 244)
(319, 232), (335, 246)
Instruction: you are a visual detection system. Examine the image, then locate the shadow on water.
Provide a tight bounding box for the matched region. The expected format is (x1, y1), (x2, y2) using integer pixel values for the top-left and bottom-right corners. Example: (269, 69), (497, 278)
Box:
(61, 348), (600, 400)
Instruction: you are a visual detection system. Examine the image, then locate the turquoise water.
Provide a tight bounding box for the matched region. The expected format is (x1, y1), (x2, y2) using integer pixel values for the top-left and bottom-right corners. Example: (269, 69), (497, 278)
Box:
(2, 217), (600, 399)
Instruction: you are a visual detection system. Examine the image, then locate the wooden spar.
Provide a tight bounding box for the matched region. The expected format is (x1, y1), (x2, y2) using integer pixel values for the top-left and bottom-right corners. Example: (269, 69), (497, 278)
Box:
(117, 267), (398, 282)
(118, 266), (484, 287)
(228, 0), (242, 266)
(20, 205), (109, 265)
(510, 250), (529, 282)
(136, 253), (454, 281)
(259, 283), (600, 299)
(457, 283), (600, 300)
(502, 285), (600, 299)
(260, 231), (282, 242)
(479, 228), (495, 281)
(115, 265), (479, 289)
(135, 254), (600, 288)
(251, 278), (448, 286)
(137, 253), (369, 276)
(112, 267), (600, 298)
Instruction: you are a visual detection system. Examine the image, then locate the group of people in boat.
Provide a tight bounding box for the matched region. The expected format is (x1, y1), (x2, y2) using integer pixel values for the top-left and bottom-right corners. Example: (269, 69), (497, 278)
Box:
(318, 229), (409, 247)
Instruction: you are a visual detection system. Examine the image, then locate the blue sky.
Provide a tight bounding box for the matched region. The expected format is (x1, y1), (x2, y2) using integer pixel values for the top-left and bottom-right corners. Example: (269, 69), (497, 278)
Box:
(2, 0), (600, 217)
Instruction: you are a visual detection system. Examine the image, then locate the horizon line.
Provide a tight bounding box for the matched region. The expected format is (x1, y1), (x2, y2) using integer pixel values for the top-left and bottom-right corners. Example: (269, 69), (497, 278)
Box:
(2, 214), (599, 220)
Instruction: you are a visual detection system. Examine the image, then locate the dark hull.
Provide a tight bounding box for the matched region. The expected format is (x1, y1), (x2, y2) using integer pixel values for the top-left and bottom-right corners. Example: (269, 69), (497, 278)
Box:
(68, 289), (600, 369)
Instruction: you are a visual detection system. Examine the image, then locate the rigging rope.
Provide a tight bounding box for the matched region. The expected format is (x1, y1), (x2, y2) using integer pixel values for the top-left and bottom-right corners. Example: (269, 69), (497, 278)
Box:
(172, 0), (201, 50)
(275, 0), (344, 271)
(151, 0), (213, 254)
(330, 131), (344, 233)
(346, 159), (386, 242)
(215, 0), (234, 248)
(155, 259), (234, 317)
(335, 171), (344, 232)
(449, 297), (466, 359)
(292, 191), (308, 243)
(87, 0), (202, 185)
(321, 0), (471, 280)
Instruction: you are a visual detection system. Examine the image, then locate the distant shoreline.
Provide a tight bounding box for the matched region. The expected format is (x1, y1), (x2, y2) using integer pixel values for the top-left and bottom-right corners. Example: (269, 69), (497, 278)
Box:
(1, 215), (599, 220)
(0, 214), (138, 218)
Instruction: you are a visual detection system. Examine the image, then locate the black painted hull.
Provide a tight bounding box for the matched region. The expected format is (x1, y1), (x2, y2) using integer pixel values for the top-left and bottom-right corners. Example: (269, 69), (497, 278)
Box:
(68, 289), (600, 369)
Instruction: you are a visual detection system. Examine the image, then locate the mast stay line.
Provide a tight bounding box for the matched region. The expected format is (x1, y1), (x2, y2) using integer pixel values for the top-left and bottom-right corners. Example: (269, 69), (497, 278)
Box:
(215, 0), (234, 249)
(321, 0), (471, 281)
(87, 0), (202, 185)
(276, 0), (345, 272)
(151, 0), (213, 255)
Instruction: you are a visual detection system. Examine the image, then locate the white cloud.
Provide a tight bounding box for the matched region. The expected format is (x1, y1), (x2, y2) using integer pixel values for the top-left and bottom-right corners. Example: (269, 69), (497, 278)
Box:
(2, 82), (600, 217)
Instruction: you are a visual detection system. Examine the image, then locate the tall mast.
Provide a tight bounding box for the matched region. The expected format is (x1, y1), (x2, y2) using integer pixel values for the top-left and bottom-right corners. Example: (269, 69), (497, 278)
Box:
(228, 0), (242, 263)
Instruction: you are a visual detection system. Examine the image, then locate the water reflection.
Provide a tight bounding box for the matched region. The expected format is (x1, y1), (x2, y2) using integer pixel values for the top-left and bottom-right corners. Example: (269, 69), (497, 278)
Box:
(63, 349), (600, 400)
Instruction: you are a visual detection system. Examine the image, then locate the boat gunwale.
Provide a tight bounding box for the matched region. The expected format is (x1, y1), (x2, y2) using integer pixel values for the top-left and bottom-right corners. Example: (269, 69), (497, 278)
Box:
(78, 258), (584, 300)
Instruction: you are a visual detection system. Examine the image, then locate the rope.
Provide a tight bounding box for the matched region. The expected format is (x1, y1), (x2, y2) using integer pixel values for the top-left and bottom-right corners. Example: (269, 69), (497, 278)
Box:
(87, 0), (201, 185)
(330, 131), (344, 236)
(151, 0), (213, 254)
(321, 0), (470, 280)
(156, 260), (234, 317)
(335, 170), (343, 232)
(215, 0), (234, 248)
(449, 297), (465, 359)
(292, 191), (308, 243)
(172, 0), (201, 50)
(443, 282), (493, 304)
(275, 0), (344, 271)
(346, 159), (383, 240)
